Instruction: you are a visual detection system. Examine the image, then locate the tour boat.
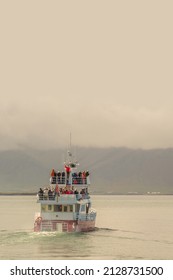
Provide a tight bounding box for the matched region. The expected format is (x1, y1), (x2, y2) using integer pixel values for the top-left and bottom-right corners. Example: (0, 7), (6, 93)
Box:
(34, 150), (97, 232)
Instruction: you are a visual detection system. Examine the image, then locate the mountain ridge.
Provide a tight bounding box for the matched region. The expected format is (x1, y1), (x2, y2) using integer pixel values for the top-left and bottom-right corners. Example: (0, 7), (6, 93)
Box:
(0, 147), (173, 194)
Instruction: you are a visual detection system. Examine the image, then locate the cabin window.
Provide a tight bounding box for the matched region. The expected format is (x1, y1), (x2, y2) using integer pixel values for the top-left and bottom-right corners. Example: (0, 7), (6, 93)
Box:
(54, 205), (59, 212)
(55, 205), (62, 212)
(60, 205), (73, 212)
(41, 205), (46, 212)
(81, 205), (85, 212)
(48, 205), (52, 211)
(75, 204), (80, 212)
(54, 205), (63, 212)
(63, 205), (68, 212)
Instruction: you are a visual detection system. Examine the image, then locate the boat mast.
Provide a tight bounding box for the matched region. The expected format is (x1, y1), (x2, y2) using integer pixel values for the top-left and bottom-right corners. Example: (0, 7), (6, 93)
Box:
(69, 132), (72, 151)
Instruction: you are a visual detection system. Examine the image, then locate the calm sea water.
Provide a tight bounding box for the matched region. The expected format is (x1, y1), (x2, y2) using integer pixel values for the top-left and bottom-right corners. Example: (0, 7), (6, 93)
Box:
(0, 195), (173, 260)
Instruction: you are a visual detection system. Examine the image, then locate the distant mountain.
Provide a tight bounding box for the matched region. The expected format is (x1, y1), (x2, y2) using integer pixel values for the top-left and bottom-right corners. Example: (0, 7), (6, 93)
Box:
(0, 147), (173, 194)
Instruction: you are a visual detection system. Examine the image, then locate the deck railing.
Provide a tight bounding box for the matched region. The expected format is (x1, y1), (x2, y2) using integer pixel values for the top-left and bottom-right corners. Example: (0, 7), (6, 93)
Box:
(37, 193), (90, 202)
(50, 176), (90, 185)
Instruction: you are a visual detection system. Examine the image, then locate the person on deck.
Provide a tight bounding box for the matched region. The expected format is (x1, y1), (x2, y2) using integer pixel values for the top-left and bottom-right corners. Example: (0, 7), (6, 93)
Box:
(82, 171), (86, 184)
(50, 169), (56, 184)
(61, 171), (65, 184)
(65, 164), (71, 184)
(86, 170), (90, 184)
(57, 171), (61, 183)
(50, 169), (55, 177)
(38, 188), (43, 200)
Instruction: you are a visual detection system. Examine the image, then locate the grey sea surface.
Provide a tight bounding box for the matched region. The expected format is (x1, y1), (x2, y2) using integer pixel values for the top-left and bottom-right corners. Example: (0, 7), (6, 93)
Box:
(0, 195), (173, 260)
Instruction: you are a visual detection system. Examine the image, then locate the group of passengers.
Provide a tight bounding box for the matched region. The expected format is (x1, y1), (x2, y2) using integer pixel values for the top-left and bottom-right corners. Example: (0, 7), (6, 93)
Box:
(59, 186), (89, 197)
(50, 168), (90, 185)
(37, 186), (89, 200)
(72, 171), (90, 184)
(37, 187), (55, 200)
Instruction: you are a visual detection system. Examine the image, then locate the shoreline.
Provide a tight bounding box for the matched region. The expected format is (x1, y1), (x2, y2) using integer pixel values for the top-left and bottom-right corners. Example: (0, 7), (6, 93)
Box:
(0, 192), (173, 196)
(0, 192), (37, 196)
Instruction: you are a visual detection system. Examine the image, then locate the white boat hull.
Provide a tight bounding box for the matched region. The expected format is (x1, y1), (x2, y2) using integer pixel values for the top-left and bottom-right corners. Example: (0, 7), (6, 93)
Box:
(34, 219), (96, 233)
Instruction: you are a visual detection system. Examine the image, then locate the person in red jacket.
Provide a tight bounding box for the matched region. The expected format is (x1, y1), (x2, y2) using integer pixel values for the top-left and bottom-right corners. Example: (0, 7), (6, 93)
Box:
(65, 165), (71, 174)
(50, 169), (55, 177)
(64, 164), (71, 184)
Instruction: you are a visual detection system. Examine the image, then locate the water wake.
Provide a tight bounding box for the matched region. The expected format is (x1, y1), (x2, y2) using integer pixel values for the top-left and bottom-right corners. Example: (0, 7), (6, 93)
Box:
(94, 227), (118, 232)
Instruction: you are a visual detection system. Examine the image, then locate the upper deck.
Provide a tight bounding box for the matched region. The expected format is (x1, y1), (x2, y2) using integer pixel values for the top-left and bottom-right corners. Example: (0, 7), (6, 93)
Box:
(50, 173), (90, 187)
(37, 149), (91, 205)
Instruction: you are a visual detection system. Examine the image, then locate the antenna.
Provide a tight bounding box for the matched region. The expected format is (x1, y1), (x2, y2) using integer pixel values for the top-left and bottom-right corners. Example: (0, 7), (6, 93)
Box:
(69, 132), (72, 150)
(66, 132), (72, 160)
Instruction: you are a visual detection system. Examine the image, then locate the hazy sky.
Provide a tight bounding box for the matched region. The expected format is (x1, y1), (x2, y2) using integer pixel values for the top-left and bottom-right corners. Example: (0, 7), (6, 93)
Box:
(0, 1), (173, 150)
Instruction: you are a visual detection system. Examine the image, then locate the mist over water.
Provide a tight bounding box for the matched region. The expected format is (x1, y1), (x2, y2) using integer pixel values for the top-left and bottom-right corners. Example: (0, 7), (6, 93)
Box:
(0, 195), (173, 259)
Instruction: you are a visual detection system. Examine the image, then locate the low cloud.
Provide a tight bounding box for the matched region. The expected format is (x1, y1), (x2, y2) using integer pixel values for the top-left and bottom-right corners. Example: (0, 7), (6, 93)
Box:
(1, 100), (173, 150)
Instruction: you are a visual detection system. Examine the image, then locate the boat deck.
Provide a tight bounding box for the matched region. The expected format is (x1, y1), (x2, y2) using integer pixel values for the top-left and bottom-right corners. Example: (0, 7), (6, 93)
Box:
(37, 193), (90, 204)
